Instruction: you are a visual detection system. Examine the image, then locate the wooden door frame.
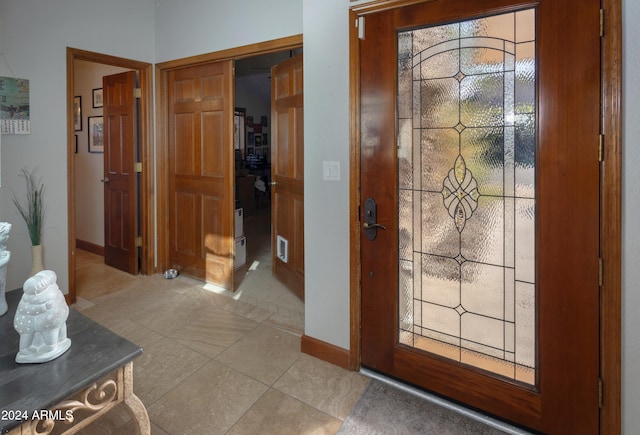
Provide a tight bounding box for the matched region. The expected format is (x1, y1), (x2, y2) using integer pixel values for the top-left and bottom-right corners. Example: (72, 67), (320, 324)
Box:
(66, 47), (154, 305)
(155, 35), (303, 274)
(348, 1), (622, 433)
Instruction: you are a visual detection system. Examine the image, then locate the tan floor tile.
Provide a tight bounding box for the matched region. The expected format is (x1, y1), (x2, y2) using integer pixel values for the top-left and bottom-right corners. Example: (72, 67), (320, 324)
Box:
(78, 299), (129, 329)
(169, 307), (260, 353)
(74, 402), (132, 435)
(76, 263), (142, 301)
(72, 297), (95, 311)
(274, 354), (371, 420)
(79, 286), (168, 328)
(272, 291), (305, 313)
(111, 418), (169, 435)
(225, 298), (275, 323)
(147, 360), (269, 435)
(202, 286), (275, 323)
(228, 388), (342, 435)
(133, 292), (210, 336)
(263, 310), (305, 336)
(149, 421), (170, 435)
(215, 325), (302, 385)
(133, 337), (209, 406)
(108, 318), (164, 349)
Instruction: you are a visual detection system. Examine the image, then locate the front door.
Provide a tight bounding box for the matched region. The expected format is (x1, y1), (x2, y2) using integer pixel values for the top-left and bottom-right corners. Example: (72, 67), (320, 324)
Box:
(359, 1), (600, 433)
(271, 54), (304, 299)
(103, 71), (139, 274)
(168, 61), (235, 289)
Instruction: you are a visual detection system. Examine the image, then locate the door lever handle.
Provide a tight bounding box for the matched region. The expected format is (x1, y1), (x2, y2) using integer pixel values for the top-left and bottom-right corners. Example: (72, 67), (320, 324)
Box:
(363, 198), (385, 240)
(363, 222), (386, 231)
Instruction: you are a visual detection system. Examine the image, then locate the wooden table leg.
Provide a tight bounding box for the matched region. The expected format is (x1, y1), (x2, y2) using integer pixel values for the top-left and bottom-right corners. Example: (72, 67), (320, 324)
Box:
(123, 361), (150, 435)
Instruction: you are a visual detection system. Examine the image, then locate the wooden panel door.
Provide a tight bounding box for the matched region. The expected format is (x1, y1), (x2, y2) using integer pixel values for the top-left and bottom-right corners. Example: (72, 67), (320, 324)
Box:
(271, 54), (304, 299)
(359, 1), (600, 433)
(103, 71), (139, 274)
(168, 62), (235, 289)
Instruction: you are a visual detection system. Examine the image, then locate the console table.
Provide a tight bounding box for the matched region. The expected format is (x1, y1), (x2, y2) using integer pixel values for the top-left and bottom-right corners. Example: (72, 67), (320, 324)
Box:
(0, 290), (149, 434)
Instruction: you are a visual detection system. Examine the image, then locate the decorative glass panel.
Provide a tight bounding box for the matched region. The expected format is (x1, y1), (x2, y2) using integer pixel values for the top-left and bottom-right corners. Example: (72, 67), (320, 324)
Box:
(397, 9), (536, 385)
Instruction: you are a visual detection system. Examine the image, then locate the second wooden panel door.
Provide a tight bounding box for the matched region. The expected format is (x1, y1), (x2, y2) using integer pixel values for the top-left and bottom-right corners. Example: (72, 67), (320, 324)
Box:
(271, 53), (304, 299)
(168, 61), (235, 289)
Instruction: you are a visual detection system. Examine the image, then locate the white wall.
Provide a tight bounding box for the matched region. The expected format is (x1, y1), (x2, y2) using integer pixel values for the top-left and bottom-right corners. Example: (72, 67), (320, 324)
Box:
(154, 0), (303, 63)
(0, 0), (155, 292)
(622, 0), (639, 432)
(302, 0), (351, 349)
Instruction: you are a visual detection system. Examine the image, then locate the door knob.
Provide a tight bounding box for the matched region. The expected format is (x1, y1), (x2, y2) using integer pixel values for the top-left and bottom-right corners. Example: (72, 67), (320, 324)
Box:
(101, 178), (110, 183)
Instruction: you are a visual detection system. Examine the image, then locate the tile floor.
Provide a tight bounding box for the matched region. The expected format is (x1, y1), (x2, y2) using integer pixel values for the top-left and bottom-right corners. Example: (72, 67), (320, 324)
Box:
(72, 211), (371, 434)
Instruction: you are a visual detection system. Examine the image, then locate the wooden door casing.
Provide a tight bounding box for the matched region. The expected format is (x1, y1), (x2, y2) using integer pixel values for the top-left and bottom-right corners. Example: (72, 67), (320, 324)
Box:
(103, 71), (139, 274)
(358, 1), (600, 433)
(271, 54), (304, 299)
(168, 61), (235, 289)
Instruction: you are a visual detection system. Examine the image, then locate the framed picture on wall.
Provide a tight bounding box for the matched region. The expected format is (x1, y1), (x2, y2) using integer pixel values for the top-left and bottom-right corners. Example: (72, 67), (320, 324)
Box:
(88, 116), (104, 153)
(234, 108), (246, 158)
(92, 88), (103, 108)
(73, 96), (82, 131)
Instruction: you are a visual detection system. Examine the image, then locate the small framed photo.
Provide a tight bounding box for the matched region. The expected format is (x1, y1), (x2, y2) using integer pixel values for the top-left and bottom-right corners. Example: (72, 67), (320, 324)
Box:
(92, 88), (103, 108)
(74, 96), (82, 131)
(88, 116), (104, 153)
(247, 147), (254, 155)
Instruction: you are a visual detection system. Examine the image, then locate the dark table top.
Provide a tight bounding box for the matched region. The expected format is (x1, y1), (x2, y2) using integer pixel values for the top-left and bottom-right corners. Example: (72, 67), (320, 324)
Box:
(0, 289), (142, 432)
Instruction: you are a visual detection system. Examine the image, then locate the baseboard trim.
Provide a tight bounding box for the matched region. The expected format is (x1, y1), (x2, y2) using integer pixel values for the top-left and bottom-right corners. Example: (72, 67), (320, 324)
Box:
(301, 335), (350, 369)
(76, 239), (104, 256)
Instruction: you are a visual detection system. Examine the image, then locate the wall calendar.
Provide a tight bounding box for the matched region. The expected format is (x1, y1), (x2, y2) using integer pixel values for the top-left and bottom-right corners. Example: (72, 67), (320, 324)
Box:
(0, 76), (30, 135)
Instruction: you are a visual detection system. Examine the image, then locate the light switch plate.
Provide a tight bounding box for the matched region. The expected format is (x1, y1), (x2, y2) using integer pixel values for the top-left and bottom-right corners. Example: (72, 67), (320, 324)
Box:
(322, 161), (340, 181)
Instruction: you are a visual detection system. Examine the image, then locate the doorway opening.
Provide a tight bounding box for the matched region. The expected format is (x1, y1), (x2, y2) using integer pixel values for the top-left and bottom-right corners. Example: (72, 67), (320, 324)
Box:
(155, 36), (304, 317)
(66, 48), (153, 305)
(231, 49), (304, 315)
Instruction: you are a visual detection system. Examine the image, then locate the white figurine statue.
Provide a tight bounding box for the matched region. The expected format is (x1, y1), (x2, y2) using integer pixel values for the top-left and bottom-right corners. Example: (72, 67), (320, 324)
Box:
(0, 222), (11, 316)
(14, 270), (71, 363)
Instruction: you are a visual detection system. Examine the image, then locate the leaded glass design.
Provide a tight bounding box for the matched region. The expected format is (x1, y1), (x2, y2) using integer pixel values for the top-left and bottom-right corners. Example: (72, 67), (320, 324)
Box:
(397, 9), (536, 384)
